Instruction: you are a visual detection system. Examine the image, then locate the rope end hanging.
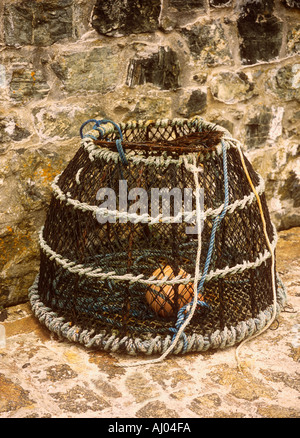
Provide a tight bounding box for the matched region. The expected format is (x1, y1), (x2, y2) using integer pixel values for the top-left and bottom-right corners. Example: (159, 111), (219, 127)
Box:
(121, 142), (229, 367)
(166, 140), (229, 357)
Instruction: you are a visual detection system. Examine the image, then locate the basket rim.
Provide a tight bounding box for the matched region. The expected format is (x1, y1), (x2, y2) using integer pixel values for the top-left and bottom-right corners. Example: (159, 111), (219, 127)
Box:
(80, 116), (234, 166)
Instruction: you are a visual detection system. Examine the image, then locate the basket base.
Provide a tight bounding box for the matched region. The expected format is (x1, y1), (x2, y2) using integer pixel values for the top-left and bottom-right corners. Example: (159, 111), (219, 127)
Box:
(28, 274), (287, 356)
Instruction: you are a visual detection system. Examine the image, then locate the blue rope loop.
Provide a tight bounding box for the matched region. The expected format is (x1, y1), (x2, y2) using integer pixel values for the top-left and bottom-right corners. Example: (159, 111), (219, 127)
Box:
(170, 138), (229, 353)
(80, 119), (128, 166)
(80, 119), (101, 140)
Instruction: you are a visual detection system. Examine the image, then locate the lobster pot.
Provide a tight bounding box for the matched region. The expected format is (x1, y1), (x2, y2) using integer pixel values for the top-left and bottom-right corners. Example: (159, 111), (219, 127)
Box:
(29, 117), (286, 356)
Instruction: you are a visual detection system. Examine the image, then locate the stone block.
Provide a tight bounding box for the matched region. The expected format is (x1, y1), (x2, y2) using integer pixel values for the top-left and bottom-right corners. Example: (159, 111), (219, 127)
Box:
(51, 46), (121, 94)
(126, 47), (181, 90)
(125, 92), (173, 121)
(282, 0), (300, 8)
(0, 374), (34, 413)
(72, 1), (95, 39)
(245, 110), (273, 150)
(279, 170), (300, 209)
(9, 68), (50, 103)
(91, 0), (161, 36)
(33, 103), (106, 141)
(182, 20), (233, 65)
(4, 0), (73, 47)
(237, 1), (283, 65)
(3, 2), (32, 46)
(0, 115), (31, 144)
(169, 0), (205, 10)
(250, 142), (300, 230)
(210, 71), (254, 104)
(244, 105), (284, 149)
(209, 116), (234, 134)
(266, 64), (300, 101)
(287, 25), (300, 55)
(178, 89), (207, 118)
(0, 145), (71, 306)
(0, 227), (39, 308)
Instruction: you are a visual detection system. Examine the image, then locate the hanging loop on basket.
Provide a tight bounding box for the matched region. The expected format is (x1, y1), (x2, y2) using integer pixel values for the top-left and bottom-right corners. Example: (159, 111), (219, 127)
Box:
(80, 119), (128, 166)
(80, 119), (102, 139)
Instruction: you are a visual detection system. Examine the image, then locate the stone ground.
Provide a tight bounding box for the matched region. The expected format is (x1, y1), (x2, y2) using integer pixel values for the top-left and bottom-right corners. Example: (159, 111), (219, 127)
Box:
(0, 228), (299, 419)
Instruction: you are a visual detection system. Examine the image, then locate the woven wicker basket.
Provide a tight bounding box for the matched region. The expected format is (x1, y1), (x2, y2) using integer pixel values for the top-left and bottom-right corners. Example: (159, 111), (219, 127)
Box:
(29, 116), (286, 356)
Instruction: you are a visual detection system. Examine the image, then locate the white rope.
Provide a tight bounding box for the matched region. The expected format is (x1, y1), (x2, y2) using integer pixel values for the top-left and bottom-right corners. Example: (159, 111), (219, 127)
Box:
(82, 138), (230, 168)
(38, 223), (277, 285)
(75, 167), (83, 185)
(80, 116), (232, 168)
(118, 155), (204, 367)
(51, 172), (265, 224)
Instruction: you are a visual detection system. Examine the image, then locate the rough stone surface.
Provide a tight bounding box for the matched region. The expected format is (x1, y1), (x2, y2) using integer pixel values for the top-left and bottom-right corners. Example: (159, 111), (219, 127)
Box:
(4, 0), (74, 47)
(169, 0), (205, 10)
(210, 0), (232, 7)
(9, 67), (50, 103)
(248, 141), (300, 231)
(210, 71), (254, 104)
(282, 0), (300, 8)
(0, 228), (299, 419)
(91, 0), (161, 36)
(51, 46), (122, 94)
(0, 145), (73, 306)
(237, 0), (283, 65)
(279, 171), (300, 208)
(178, 89), (207, 117)
(0, 373), (34, 413)
(127, 47), (181, 90)
(266, 64), (300, 102)
(244, 105), (284, 149)
(32, 103), (107, 141)
(182, 19), (233, 65)
(0, 114), (31, 144)
(287, 24), (300, 55)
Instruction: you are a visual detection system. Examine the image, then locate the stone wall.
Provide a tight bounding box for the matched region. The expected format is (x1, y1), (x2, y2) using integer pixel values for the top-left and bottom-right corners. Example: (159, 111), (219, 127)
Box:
(0, 0), (299, 307)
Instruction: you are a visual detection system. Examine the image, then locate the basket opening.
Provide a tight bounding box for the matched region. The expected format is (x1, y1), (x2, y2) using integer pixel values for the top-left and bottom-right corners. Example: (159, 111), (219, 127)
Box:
(94, 121), (224, 154)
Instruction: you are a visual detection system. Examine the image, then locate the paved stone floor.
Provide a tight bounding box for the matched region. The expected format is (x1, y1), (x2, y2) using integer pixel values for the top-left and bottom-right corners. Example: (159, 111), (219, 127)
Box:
(0, 228), (299, 419)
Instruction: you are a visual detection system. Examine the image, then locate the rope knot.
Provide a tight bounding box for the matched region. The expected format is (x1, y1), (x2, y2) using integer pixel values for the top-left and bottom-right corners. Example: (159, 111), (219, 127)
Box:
(80, 118), (128, 167)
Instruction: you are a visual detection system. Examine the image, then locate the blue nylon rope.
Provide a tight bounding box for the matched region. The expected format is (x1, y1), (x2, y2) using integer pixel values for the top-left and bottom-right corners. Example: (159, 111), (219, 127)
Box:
(170, 139), (229, 352)
(80, 119), (128, 166)
(116, 138), (128, 166)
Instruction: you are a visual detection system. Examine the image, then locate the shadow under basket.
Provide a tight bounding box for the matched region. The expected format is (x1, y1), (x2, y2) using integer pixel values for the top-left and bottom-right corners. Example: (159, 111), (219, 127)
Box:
(29, 116), (287, 356)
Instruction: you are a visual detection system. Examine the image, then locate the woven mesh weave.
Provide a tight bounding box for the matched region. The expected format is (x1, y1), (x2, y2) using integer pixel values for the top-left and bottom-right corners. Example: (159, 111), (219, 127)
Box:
(29, 116), (286, 355)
